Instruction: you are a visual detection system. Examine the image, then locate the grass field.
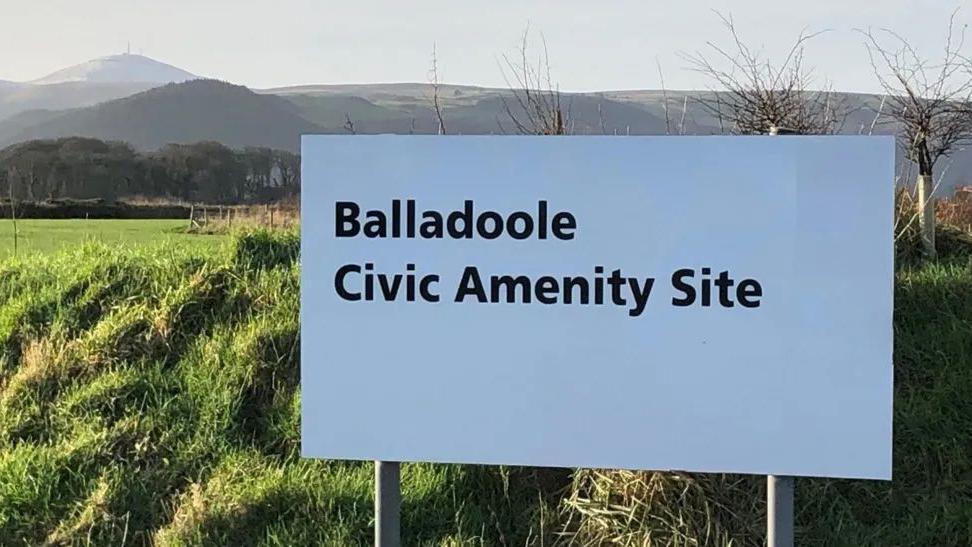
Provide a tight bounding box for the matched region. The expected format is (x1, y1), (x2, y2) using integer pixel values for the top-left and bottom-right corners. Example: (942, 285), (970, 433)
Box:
(0, 229), (971, 545)
(0, 220), (225, 259)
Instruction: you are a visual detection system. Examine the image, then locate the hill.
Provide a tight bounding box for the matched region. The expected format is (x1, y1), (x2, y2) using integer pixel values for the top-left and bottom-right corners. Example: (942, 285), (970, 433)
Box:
(0, 81), (161, 122)
(0, 109), (66, 141)
(271, 84), (971, 192)
(0, 230), (969, 544)
(1, 80), (325, 152)
(0, 54), (201, 123)
(2, 77), (972, 190)
(0, 80), (690, 148)
(30, 54), (198, 85)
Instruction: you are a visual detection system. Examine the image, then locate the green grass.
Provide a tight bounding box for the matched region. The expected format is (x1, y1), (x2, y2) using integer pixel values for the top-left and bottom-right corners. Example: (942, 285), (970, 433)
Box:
(0, 220), (224, 259)
(0, 230), (970, 545)
(0, 232), (560, 546)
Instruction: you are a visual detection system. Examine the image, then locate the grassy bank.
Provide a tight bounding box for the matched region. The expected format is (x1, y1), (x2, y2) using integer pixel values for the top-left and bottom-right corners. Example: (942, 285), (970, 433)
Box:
(0, 232), (559, 545)
(1, 231), (971, 545)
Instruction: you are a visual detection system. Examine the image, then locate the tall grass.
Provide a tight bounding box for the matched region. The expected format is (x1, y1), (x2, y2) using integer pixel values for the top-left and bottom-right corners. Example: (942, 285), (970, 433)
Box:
(1, 230), (971, 545)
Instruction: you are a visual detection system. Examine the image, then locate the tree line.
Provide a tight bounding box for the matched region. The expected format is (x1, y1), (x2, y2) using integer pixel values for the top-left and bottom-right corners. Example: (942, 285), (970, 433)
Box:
(0, 137), (299, 204)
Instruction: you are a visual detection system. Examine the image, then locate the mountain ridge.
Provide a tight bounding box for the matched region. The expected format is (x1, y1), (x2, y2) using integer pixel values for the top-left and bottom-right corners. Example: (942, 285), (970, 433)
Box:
(1, 54), (969, 192)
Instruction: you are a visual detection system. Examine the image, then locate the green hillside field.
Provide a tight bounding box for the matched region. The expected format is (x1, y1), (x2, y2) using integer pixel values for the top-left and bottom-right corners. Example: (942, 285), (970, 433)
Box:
(0, 219), (224, 259)
(0, 230), (970, 545)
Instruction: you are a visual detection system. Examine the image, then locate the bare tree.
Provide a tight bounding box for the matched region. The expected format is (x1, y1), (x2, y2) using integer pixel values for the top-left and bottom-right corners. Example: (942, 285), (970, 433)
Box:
(678, 95), (689, 135)
(682, 12), (845, 136)
(343, 113), (356, 134)
(657, 58), (673, 135)
(429, 43), (447, 135)
(861, 10), (972, 258)
(499, 27), (570, 135)
(597, 101), (608, 135)
(654, 60), (691, 135)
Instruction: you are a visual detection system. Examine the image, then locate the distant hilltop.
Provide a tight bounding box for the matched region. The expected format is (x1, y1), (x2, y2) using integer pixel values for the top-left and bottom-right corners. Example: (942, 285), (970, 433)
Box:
(29, 53), (199, 85)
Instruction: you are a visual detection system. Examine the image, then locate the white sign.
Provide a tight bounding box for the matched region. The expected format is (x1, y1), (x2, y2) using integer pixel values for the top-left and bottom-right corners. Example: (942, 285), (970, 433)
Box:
(301, 135), (894, 480)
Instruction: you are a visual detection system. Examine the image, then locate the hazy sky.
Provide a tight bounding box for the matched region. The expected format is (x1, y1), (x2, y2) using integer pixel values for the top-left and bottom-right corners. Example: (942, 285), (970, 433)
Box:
(1, 0), (967, 92)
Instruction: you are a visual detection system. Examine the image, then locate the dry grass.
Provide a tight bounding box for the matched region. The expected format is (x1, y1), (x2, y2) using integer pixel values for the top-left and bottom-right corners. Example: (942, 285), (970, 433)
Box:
(561, 470), (763, 546)
(119, 195), (192, 207)
(938, 189), (972, 233)
(896, 187), (972, 265)
(188, 205), (299, 234)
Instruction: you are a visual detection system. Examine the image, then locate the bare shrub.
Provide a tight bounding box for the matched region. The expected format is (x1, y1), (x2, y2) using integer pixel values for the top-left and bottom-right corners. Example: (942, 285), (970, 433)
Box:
(499, 28), (570, 135)
(682, 12), (845, 135)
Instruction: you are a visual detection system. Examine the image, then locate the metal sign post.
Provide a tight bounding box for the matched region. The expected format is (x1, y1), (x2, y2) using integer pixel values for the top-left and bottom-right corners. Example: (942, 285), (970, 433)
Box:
(765, 127), (795, 547)
(375, 460), (401, 547)
(767, 475), (794, 547)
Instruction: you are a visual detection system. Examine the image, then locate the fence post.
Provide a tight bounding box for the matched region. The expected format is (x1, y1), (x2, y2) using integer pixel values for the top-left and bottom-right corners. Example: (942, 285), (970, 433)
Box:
(8, 189), (17, 257)
(916, 174), (936, 259)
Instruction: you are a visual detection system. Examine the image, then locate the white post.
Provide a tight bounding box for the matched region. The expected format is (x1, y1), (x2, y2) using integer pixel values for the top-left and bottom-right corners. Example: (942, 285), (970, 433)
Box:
(375, 461), (401, 547)
(916, 174), (936, 259)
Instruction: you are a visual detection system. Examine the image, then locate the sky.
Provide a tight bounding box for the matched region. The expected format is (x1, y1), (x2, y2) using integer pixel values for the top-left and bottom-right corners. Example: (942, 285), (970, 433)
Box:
(0, 0), (968, 93)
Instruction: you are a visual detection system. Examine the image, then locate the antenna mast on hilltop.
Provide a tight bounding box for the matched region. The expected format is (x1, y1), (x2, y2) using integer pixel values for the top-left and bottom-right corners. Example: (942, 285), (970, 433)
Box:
(126, 42), (131, 55)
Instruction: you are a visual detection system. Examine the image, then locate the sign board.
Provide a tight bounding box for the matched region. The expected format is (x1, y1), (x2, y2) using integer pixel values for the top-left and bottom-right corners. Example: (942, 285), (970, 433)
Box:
(301, 135), (894, 480)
